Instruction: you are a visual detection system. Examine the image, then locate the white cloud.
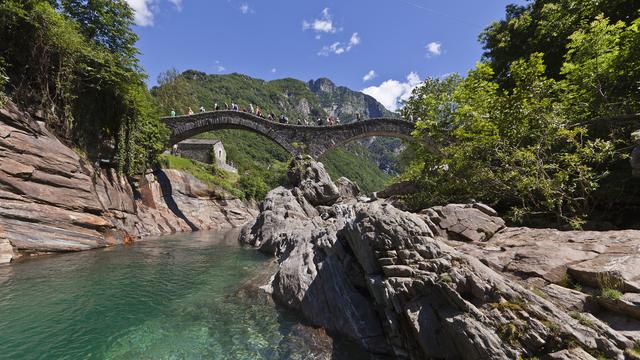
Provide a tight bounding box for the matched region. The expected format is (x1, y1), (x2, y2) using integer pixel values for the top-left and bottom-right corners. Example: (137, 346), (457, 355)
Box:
(125, 0), (182, 26)
(426, 41), (442, 57)
(271, 68), (277, 73)
(362, 72), (422, 111)
(318, 32), (361, 56)
(168, 0), (182, 11)
(240, 3), (254, 14)
(126, 0), (155, 26)
(362, 70), (377, 82)
(318, 42), (343, 56)
(303, 8), (338, 34)
(349, 32), (361, 47)
(215, 60), (226, 72)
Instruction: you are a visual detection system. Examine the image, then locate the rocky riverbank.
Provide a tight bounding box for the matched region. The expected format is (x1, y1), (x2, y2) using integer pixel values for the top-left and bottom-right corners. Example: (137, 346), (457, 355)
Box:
(241, 156), (640, 359)
(0, 102), (257, 263)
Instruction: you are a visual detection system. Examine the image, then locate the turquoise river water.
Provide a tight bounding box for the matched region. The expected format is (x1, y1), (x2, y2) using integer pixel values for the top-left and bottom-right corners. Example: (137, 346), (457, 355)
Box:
(0, 230), (367, 360)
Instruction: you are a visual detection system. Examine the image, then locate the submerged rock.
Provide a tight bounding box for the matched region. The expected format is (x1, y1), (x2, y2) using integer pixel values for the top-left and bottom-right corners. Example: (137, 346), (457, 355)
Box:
(242, 157), (639, 359)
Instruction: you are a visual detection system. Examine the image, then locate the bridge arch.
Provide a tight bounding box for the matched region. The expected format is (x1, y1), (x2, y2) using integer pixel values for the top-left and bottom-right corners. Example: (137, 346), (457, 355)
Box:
(161, 111), (438, 159)
(163, 111), (297, 154)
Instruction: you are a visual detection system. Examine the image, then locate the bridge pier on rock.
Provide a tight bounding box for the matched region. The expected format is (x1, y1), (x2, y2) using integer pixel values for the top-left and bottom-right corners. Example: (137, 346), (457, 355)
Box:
(161, 111), (438, 160)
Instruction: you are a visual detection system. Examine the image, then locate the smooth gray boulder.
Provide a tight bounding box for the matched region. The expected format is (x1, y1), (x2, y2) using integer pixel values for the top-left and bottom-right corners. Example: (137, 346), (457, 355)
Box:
(286, 156), (340, 206)
(334, 177), (360, 200)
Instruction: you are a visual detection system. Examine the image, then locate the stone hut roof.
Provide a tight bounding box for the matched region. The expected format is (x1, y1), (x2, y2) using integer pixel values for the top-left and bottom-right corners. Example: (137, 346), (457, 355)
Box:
(177, 139), (221, 145)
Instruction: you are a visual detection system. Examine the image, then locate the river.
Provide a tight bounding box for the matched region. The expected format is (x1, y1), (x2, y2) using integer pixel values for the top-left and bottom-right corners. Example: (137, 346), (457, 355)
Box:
(0, 230), (368, 360)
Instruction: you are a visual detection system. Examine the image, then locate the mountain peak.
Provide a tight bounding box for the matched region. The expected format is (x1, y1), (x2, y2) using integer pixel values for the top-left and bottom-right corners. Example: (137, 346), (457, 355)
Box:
(307, 78), (336, 93)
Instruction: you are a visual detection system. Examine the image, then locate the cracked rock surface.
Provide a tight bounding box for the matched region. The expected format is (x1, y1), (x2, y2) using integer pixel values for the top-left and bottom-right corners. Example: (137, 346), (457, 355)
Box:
(241, 157), (639, 359)
(0, 102), (256, 263)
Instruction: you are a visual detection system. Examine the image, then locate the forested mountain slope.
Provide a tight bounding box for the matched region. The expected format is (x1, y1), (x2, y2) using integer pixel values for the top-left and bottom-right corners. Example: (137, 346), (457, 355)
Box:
(150, 70), (400, 193)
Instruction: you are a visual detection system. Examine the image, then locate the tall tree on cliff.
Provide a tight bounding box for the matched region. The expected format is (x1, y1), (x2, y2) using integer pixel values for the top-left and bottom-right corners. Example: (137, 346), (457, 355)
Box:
(0, 0), (167, 175)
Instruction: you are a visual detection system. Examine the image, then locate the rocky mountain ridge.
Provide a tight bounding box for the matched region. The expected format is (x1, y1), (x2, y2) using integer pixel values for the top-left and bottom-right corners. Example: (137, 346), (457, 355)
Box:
(307, 77), (397, 123)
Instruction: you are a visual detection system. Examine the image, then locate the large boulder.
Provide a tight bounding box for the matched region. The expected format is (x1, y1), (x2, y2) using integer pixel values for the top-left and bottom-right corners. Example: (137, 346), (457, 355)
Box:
(421, 203), (506, 243)
(334, 177), (360, 200)
(286, 156), (340, 206)
(240, 186), (321, 255)
(243, 157), (637, 359)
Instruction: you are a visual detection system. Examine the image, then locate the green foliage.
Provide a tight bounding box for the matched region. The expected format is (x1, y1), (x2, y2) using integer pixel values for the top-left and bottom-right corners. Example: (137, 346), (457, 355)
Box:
(0, 0), (167, 176)
(157, 154), (244, 199)
(480, 0), (638, 83)
(489, 298), (527, 312)
(626, 343), (640, 358)
(496, 322), (523, 346)
(402, 55), (618, 226)
(596, 272), (625, 292)
(321, 144), (391, 194)
(238, 175), (270, 200)
(439, 273), (453, 283)
(561, 16), (640, 119)
(474, 1), (640, 226)
(194, 129), (289, 195)
(569, 312), (595, 328)
(601, 288), (623, 300)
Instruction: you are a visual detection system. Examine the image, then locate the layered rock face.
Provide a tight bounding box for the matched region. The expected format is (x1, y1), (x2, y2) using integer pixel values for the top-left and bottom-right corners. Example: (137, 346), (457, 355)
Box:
(0, 102), (256, 263)
(242, 156), (639, 359)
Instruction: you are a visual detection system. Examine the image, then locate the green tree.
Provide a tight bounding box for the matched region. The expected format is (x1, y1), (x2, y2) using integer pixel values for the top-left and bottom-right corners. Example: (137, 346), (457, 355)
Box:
(0, 0), (168, 176)
(403, 55), (617, 227)
(59, 0), (139, 58)
(561, 16), (640, 119)
(480, 0), (638, 84)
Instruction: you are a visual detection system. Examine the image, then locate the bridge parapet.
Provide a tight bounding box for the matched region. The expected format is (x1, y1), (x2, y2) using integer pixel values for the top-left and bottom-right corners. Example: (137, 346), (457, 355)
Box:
(161, 110), (438, 159)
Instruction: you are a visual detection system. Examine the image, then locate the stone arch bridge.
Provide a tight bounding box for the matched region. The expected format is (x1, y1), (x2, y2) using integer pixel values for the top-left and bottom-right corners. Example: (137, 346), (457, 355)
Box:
(161, 111), (438, 159)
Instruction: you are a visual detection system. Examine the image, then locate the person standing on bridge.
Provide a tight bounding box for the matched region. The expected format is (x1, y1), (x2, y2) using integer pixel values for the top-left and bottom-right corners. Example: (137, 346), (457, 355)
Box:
(199, 106), (205, 113)
(336, 117), (341, 125)
(214, 103), (220, 111)
(188, 107), (194, 115)
(224, 102), (229, 110)
(316, 118), (322, 126)
(249, 103), (255, 114)
(255, 106), (262, 117)
(355, 112), (361, 121)
(170, 109), (176, 117)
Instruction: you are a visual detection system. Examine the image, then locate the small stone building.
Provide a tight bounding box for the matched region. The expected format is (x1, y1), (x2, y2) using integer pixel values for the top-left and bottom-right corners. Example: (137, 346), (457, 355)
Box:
(175, 139), (237, 173)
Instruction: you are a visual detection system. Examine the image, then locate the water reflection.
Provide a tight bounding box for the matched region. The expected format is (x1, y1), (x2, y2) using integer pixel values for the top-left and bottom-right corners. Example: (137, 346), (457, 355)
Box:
(0, 229), (369, 360)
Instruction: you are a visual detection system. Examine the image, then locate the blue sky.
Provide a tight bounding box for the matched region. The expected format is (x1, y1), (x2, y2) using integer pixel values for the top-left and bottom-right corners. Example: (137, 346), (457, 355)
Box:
(128, 0), (526, 110)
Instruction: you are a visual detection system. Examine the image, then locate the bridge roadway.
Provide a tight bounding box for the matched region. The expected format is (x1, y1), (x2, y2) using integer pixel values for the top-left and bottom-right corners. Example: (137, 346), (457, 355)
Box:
(161, 110), (438, 159)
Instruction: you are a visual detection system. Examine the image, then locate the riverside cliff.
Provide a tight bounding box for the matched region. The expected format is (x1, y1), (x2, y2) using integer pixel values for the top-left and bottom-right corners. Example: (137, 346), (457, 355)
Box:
(241, 156), (640, 359)
(0, 102), (256, 263)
